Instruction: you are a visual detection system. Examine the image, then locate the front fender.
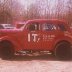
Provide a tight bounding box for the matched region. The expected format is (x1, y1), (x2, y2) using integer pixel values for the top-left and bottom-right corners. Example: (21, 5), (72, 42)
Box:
(0, 36), (21, 52)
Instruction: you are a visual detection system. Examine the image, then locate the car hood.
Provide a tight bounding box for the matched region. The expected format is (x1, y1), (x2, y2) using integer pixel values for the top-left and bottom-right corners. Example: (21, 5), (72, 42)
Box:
(0, 29), (23, 38)
(0, 28), (22, 33)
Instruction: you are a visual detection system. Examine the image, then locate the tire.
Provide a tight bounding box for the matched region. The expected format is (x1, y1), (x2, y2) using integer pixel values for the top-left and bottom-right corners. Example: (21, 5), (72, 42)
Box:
(0, 41), (14, 60)
(55, 42), (72, 60)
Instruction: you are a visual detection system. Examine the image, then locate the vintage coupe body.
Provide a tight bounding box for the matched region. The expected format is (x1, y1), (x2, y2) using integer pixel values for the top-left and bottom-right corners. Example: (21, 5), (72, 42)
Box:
(0, 19), (72, 60)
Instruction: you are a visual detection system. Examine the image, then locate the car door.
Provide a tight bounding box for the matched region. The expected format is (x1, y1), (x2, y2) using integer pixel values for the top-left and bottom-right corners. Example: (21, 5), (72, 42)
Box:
(41, 23), (57, 50)
(23, 22), (41, 50)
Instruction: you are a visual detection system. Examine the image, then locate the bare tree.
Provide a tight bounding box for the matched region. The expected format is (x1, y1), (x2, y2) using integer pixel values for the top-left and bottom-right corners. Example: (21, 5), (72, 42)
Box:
(66, 0), (72, 24)
(24, 3), (40, 19)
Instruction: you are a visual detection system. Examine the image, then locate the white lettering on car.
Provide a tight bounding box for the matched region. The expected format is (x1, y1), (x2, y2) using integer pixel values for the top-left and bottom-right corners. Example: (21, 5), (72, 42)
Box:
(28, 33), (30, 42)
(32, 34), (38, 42)
(43, 34), (55, 41)
(28, 33), (55, 42)
(28, 33), (39, 42)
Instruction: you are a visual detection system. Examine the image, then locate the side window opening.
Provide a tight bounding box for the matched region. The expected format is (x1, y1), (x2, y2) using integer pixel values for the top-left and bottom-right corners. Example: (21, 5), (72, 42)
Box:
(0, 25), (4, 29)
(57, 24), (66, 31)
(42, 23), (56, 31)
(28, 23), (39, 31)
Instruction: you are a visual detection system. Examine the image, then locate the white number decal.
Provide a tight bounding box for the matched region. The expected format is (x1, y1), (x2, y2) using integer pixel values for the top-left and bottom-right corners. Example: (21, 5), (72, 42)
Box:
(28, 33), (38, 42)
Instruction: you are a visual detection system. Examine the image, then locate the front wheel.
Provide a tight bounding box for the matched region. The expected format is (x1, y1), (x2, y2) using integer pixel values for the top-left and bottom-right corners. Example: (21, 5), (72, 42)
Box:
(55, 42), (72, 60)
(0, 41), (14, 60)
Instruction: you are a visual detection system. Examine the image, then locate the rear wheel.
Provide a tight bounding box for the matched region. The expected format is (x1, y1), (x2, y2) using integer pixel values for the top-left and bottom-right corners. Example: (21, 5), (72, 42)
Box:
(0, 41), (14, 60)
(55, 42), (72, 60)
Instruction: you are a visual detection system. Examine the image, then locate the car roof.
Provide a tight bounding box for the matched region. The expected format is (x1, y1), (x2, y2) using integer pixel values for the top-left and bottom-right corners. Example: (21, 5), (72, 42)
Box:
(26, 19), (67, 24)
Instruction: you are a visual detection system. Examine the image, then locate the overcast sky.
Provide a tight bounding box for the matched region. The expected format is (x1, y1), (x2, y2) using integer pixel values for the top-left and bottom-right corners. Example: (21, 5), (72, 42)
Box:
(18, 0), (36, 6)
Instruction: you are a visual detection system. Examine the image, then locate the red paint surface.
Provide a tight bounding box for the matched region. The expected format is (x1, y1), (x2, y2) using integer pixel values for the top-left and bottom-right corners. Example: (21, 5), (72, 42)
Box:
(0, 19), (72, 52)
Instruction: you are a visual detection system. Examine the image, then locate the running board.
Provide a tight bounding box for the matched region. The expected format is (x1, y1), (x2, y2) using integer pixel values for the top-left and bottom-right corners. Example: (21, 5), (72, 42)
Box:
(15, 50), (52, 56)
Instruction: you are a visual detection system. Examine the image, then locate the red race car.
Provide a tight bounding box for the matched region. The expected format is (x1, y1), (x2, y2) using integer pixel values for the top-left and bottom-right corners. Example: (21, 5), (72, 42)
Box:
(0, 19), (72, 60)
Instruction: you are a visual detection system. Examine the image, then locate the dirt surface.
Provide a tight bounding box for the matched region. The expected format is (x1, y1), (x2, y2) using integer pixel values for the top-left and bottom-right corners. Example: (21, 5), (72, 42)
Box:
(0, 55), (72, 72)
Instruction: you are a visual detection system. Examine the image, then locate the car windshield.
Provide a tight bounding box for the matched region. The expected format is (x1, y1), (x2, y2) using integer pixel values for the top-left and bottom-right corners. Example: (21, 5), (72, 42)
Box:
(20, 23), (26, 30)
(15, 21), (27, 30)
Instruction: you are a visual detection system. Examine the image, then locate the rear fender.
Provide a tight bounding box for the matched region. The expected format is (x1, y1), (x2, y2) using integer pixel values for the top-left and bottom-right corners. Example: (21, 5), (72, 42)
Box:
(52, 37), (72, 52)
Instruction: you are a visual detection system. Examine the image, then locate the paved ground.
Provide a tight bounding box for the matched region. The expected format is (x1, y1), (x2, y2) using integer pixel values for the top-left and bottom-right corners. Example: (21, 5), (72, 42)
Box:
(0, 55), (72, 72)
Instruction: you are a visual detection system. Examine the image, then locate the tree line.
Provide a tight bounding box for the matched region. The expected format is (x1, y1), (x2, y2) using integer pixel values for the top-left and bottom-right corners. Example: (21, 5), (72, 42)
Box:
(0, 0), (72, 25)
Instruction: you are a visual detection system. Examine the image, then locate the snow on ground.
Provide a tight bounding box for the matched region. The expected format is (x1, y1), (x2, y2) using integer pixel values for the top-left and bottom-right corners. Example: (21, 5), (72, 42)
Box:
(0, 56), (72, 72)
